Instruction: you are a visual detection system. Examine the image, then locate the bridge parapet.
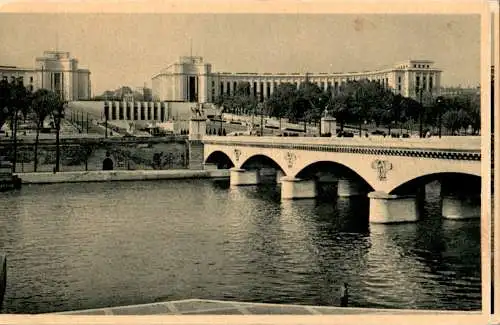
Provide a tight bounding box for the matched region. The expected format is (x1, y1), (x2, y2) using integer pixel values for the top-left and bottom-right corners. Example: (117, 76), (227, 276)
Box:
(203, 135), (480, 151)
(203, 135), (480, 161)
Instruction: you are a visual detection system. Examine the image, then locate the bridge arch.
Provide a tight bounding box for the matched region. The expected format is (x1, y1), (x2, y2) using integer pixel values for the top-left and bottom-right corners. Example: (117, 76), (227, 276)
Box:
(294, 160), (374, 190)
(240, 154), (287, 175)
(205, 150), (235, 169)
(388, 171), (481, 195)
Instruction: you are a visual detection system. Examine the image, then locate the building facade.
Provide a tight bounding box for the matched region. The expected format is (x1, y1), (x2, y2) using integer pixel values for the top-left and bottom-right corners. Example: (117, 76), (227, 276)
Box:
(0, 51), (91, 101)
(152, 57), (442, 103)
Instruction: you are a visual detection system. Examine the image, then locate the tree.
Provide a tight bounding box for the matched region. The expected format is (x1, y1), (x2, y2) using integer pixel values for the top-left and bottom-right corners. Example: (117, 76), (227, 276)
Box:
(0, 78), (12, 131)
(265, 82), (297, 128)
(328, 92), (352, 133)
(0, 77), (32, 171)
(50, 97), (66, 172)
(297, 81), (325, 132)
(442, 110), (460, 134)
(31, 89), (60, 171)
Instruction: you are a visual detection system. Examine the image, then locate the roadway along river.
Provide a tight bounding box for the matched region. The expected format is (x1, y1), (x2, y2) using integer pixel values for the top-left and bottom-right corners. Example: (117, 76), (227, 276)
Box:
(0, 179), (480, 313)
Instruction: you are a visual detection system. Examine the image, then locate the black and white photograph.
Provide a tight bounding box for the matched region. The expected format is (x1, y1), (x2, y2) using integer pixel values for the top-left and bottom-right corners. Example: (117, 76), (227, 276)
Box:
(0, 0), (494, 322)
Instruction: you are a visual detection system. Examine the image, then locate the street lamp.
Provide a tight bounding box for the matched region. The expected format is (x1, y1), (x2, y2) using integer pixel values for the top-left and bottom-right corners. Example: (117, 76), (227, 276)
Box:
(104, 101), (109, 139)
(416, 86), (424, 138)
(53, 101), (67, 173)
(436, 96), (443, 138)
(219, 105), (224, 135)
(258, 102), (264, 136)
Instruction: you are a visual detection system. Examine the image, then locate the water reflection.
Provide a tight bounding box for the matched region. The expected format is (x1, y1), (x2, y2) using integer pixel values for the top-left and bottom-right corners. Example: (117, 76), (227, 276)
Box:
(0, 180), (480, 313)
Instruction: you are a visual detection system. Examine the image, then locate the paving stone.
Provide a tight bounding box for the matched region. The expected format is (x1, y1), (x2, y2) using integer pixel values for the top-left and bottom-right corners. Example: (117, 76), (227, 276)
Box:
(67, 309), (108, 315)
(110, 303), (170, 315)
(245, 305), (313, 315)
(181, 308), (244, 315)
(173, 300), (235, 312)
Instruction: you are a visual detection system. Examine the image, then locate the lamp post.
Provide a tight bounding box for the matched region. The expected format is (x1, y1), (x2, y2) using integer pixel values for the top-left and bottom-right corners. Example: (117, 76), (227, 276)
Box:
(219, 105), (224, 135)
(54, 101), (66, 173)
(436, 96), (443, 138)
(258, 102), (264, 136)
(104, 101), (109, 138)
(416, 86), (424, 138)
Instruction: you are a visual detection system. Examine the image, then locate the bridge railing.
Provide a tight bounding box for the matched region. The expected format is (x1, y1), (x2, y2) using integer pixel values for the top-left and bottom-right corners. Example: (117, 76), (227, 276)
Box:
(202, 135), (481, 152)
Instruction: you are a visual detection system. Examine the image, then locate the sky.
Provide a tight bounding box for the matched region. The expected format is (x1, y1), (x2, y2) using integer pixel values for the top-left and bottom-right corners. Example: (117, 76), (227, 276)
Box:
(0, 13), (481, 95)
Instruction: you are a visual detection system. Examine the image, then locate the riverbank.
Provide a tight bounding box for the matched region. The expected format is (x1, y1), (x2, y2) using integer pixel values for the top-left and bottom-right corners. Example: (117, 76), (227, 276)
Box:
(14, 169), (229, 184)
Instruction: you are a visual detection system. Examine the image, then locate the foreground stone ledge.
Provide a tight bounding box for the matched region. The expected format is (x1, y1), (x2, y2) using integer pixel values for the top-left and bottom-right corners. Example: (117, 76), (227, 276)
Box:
(52, 298), (483, 316)
(15, 169), (230, 184)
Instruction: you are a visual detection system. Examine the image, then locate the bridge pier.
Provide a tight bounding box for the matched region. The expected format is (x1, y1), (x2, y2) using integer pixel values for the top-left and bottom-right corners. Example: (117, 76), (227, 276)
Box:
(442, 195), (481, 220)
(229, 168), (261, 186)
(368, 191), (420, 224)
(276, 170), (285, 184)
(337, 178), (364, 197)
(281, 176), (317, 200)
(440, 180), (481, 220)
(259, 168), (278, 184)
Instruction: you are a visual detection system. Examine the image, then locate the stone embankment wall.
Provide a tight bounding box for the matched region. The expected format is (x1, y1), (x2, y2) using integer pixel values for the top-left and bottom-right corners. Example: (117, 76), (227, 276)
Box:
(16, 169), (229, 184)
(0, 138), (190, 173)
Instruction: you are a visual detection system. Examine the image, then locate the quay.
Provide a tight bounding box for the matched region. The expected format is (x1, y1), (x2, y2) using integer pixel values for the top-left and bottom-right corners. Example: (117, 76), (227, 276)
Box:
(15, 169), (229, 185)
(52, 298), (481, 316)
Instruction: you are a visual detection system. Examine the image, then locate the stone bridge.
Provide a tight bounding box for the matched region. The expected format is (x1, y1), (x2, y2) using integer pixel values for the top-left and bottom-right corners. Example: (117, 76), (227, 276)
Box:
(201, 135), (481, 224)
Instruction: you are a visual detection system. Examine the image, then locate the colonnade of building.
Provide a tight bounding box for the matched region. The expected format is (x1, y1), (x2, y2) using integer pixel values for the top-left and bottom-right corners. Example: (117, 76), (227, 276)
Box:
(152, 56), (442, 103)
(104, 101), (168, 122)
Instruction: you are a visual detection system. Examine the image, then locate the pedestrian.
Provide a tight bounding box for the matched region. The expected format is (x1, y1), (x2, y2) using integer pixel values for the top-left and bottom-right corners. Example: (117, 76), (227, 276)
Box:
(340, 283), (349, 307)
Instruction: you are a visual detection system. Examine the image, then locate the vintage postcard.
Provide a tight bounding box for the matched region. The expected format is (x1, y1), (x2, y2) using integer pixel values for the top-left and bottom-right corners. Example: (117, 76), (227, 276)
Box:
(0, 0), (496, 324)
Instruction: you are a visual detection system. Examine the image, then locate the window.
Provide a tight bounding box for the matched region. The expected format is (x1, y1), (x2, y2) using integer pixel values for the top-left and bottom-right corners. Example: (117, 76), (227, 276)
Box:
(423, 76), (427, 90)
(398, 76), (401, 83)
(429, 76), (433, 90)
(416, 76), (420, 88)
(220, 82), (224, 95)
(398, 85), (401, 91)
(413, 64), (416, 68)
(30, 76), (33, 83)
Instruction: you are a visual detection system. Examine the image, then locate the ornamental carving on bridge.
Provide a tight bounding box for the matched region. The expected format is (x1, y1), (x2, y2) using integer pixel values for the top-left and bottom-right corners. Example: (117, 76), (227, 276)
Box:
(286, 152), (297, 168)
(234, 149), (242, 162)
(371, 159), (393, 181)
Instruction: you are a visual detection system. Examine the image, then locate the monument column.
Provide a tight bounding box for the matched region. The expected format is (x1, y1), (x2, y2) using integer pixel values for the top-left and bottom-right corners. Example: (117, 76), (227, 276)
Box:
(320, 115), (337, 136)
(188, 104), (207, 170)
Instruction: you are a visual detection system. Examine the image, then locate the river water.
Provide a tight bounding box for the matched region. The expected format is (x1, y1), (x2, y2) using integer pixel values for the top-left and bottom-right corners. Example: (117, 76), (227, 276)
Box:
(0, 179), (481, 313)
